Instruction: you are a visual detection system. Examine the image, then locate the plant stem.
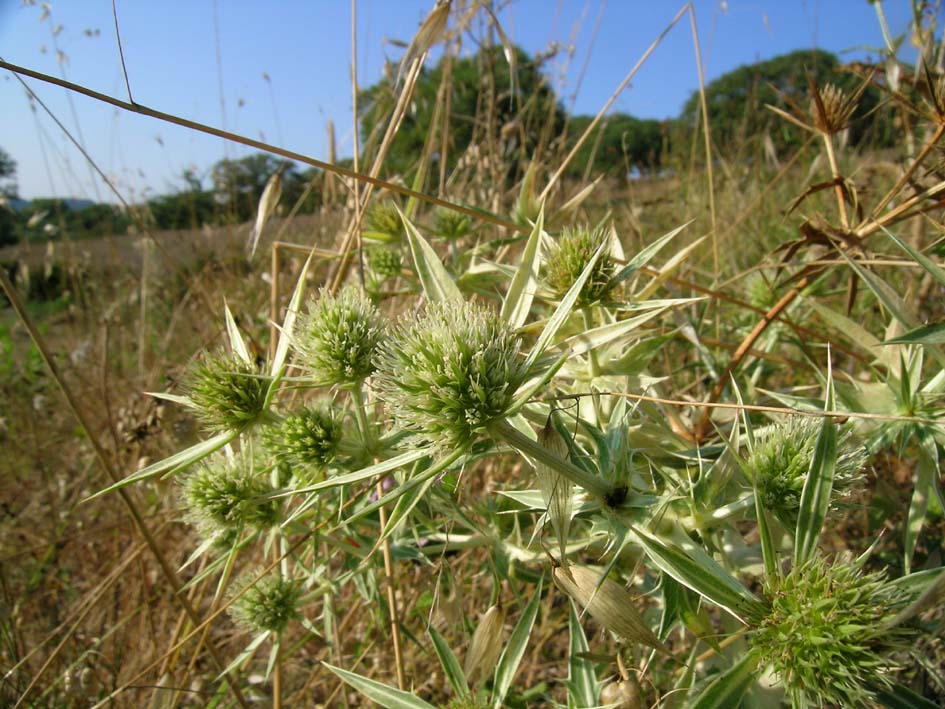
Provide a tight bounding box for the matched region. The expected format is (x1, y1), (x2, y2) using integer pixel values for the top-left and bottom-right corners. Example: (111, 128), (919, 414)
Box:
(351, 382), (377, 454)
(490, 419), (612, 500)
(822, 133), (849, 230)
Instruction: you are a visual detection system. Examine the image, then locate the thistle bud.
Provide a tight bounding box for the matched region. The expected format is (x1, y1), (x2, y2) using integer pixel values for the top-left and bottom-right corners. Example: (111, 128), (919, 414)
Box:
(262, 404), (342, 476)
(185, 351), (270, 432)
(463, 604), (506, 686)
(363, 201), (404, 243)
(543, 224), (616, 305)
(230, 574), (302, 634)
(553, 565), (669, 656)
(434, 207), (472, 240)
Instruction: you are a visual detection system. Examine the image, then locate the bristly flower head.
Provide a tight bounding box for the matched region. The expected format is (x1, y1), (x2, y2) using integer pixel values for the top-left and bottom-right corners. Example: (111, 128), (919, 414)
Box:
(262, 404), (342, 476)
(363, 200), (404, 243)
(375, 300), (527, 451)
(295, 286), (385, 387)
(368, 246), (403, 281)
(748, 418), (865, 528)
(181, 450), (280, 535)
(751, 553), (915, 705)
(230, 574), (302, 634)
(543, 223), (616, 305)
(185, 351), (270, 432)
(434, 207), (472, 240)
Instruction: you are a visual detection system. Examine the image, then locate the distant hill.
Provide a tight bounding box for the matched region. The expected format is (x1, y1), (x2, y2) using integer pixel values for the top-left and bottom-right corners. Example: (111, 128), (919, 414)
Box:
(10, 197), (97, 212)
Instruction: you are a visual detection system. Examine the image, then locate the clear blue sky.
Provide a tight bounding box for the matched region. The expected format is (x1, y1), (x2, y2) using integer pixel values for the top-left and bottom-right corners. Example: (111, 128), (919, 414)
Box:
(0, 1), (931, 201)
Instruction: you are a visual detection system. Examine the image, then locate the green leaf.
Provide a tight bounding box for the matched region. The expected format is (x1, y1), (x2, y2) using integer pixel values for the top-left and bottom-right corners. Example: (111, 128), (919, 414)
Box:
(885, 322), (945, 345)
(500, 204), (544, 329)
(631, 526), (764, 622)
(223, 300), (252, 365)
(875, 682), (941, 709)
(522, 240), (607, 372)
(323, 662), (437, 709)
(689, 652), (761, 709)
(794, 369), (837, 566)
(607, 220), (691, 288)
(86, 429), (238, 500)
(399, 207), (463, 304)
(884, 226), (945, 289)
(287, 449), (429, 495)
(427, 625), (469, 699)
(559, 301), (693, 357)
(566, 600), (598, 708)
(904, 436), (938, 574)
(491, 577), (543, 708)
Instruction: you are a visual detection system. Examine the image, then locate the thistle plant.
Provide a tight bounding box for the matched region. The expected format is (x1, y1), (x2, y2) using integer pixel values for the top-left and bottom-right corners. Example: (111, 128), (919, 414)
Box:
(750, 553), (916, 706)
(375, 300), (527, 451)
(230, 574), (303, 634)
(363, 200), (404, 243)
(294, 286), (385, 387)
(368, 246), (403, 280)
(543, 223), (616, 305)
(434, 206), (472, 240)
(184, 351), (271, 432)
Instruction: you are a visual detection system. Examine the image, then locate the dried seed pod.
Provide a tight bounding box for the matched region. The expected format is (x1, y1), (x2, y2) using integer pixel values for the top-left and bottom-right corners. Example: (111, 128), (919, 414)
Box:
(536, 417), (572, 565)
(599, 676), (643, 708)
(463, 604), (506, 686)
(553, 565), (669, 656)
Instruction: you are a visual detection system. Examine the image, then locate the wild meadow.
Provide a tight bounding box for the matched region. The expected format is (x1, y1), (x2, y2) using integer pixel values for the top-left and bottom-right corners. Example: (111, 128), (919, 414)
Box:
(2, 1), (945, 707)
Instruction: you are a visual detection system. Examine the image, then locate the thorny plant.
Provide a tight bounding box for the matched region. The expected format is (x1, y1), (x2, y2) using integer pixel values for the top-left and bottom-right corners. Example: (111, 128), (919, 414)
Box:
(4, 1), (945, 708)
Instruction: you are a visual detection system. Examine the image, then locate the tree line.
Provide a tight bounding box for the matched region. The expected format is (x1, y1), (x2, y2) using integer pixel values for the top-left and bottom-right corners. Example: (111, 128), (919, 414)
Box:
(0, 46), (898, 246)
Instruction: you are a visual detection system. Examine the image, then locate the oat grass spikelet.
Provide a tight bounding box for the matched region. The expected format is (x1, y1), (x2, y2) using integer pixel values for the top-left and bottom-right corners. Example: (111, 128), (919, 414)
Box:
(544, 224), (615, 304)
(185, 351), (271, 432)
(751, 553), (915, 705)
(376, 300), (526, 451)
(295, 286), (385, 387)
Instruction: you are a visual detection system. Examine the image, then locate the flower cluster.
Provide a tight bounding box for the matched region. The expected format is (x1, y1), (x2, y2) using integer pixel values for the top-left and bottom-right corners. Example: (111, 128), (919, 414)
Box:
(375, 301), (526, 451)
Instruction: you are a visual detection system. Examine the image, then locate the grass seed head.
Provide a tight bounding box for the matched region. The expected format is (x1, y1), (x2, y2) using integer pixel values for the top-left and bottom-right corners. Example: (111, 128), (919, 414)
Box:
(295, 286), (385, 387)
(544, 224), (616, 305)
(375, 300), (526, 451)
(230, 574), (302, 634)
(185, 351), (270, 432)
(181, 450), (280, 535)
(553, 565), (668, 655)
(751, 553), (916, 705)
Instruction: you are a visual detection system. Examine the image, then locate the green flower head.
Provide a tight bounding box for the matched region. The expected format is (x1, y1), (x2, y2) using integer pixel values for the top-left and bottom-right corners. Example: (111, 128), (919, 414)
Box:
(363, 200), (404, 243)
(181, 450), (280, 534)
(184, 351), (270, 432)
(295, 286), (385, 387)
(751, 553), (915, 705)
(368, 246), (403, 280)
(376, 300), (527, 451)
(748, 418), (866, 528)
(262, 404), (343, 475)
(434, 207), (472, 240)
(230, 574), (302, 634)
(543, 223), (616, 305)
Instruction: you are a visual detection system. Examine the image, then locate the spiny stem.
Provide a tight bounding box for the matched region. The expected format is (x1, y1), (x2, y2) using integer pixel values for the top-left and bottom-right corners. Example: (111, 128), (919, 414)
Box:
(490, 419), (613, 500)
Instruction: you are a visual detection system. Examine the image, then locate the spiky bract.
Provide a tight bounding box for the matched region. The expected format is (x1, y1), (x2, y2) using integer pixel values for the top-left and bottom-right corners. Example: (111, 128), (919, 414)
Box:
(751, 554), (914, 705)
(185, 352), (270, 432)
(230, 574), (302, 634)
(295, 286), (385, 387)
(376, 301), (526, 451)
(543, 224), (616, 304)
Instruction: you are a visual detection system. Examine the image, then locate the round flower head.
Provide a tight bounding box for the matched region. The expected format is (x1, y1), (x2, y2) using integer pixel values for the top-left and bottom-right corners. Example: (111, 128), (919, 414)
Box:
(181, 450), (280, 535)
(230, 574), (302, 634)
(184, 351), (270, 432)
(747, 418), (865, 528)
(368, 246), (403, 281)
(434, 207), (472, 240)
(262, 404), (342, 475)
(363, 200), (404, 243)
(543, 224), (616, 305)
(376, 300), (527, 451)
(751, 553), (915, 705)
(295, 286), (385, 387)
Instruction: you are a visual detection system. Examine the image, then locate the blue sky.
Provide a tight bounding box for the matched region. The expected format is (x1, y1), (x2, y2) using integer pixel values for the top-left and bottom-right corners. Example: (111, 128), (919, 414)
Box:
(0, 1), (931, 201)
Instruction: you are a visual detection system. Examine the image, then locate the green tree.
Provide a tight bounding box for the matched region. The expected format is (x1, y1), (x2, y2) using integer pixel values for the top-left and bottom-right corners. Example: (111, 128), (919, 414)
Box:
(0, 147), (19, 246)
(676, 49), (895, 155)
(358, 45), (563, 179)
(212, 153), (304, 223)
(566, 113), (667, 179)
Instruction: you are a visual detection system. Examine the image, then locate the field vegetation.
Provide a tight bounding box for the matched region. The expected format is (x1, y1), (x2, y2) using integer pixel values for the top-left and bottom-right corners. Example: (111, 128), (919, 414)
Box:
(2, 1), (945, 707)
